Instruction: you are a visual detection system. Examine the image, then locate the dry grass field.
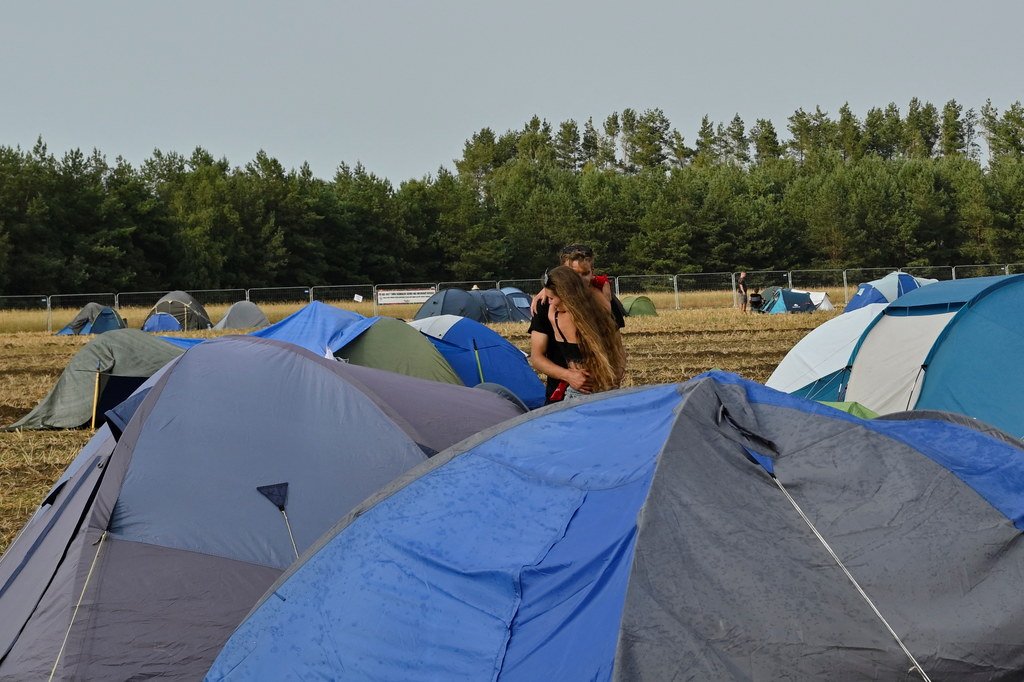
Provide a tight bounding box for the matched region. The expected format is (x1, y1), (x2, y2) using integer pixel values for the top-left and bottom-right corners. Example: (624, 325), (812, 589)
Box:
(0, 303), (837, 552)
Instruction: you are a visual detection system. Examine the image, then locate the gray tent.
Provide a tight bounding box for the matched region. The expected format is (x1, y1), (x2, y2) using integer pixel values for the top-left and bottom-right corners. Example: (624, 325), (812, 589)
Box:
(213, 301), (270, 330)
(208, 373), (1024, 680)
(4, 329), (184, 431)
(0, 336), (523, 681)
(55, 302), (126, 335)
(142, 290), (212, 331)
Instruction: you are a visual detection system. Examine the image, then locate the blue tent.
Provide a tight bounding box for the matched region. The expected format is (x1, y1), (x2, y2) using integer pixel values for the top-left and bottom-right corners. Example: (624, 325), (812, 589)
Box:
(0, 336), (524, 680)
(160, 301), (378, 355)
(845, 271), (935, 313)
(208, 373), (1024, 680)
(56, 303), (126, 335)
(415, 289), (529, 323)
(500, 286), (533, 318)
(841, 274), (1024, 437)
(409, 314), (546, 409)
(141, 311), (182, 332)
(761, 288), (814, 313)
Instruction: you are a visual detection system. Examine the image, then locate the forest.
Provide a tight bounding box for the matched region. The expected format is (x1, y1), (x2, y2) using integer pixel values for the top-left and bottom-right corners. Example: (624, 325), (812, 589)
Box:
(1, 98), (1023, 295)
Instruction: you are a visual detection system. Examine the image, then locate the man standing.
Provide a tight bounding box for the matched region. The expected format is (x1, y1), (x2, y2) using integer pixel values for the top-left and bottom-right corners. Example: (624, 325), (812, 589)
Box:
(738, 271), (748, 312)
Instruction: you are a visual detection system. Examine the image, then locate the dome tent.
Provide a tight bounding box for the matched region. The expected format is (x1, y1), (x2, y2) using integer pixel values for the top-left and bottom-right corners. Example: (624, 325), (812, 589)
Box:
(141, 290), (212, 331)
(0, 336), (523, 681)
(621, 295), (657, 316)
(55, 302), (126, 335)
(845, 271), (937, 313)
(213, 301), (270, 330)
(414, 288), (529, 324)
(208, 372), (1024, 680)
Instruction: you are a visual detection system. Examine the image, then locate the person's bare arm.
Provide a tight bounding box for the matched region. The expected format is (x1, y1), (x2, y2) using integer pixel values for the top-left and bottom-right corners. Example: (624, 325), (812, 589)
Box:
(530, 290), (552, 316)
(529, 331), (593, 392)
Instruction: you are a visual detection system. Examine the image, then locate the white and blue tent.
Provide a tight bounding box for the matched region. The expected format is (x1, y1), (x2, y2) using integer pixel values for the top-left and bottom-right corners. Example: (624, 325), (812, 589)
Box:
(845, 271), (936, 313)
(409, 314), (545, 409)
(766, 302), (888, 400)
(207, 373), (1024, 680)
(840, 274), (1024, 437)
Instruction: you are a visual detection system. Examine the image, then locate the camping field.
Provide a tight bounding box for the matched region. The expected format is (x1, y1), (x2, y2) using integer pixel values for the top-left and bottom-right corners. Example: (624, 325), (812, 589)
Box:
(0, 305), (837, 552)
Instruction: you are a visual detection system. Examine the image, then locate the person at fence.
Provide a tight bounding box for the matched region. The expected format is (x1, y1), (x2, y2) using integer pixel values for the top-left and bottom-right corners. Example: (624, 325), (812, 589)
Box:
(749, 287), (764, 312)
(738, 271), (748, 312)
(529, 266), (626, 403)
(532, 245), (626, 328)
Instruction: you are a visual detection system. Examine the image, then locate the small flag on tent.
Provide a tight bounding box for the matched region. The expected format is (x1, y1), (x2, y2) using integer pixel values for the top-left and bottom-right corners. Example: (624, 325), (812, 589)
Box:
(257, 482), (289, 511)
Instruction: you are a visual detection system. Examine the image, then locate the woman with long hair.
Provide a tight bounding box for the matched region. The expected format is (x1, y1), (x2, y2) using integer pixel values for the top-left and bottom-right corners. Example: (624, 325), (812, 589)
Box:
(529, 265), (626, 401)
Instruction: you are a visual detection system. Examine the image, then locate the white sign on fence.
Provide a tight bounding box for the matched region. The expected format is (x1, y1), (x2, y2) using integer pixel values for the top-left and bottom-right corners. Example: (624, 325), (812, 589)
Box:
(376, 288), (436, 305)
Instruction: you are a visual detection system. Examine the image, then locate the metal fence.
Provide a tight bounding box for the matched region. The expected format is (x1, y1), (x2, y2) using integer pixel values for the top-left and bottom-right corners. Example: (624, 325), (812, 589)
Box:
(6, 264), (1024, 328)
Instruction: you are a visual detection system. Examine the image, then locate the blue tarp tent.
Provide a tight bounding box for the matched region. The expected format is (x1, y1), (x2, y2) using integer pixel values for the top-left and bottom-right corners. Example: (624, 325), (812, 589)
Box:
(845, 271), (936, 313)
(160, 301), (378, 355)
(409, 314), (546, 409)
(841, 274), (1024, 437)
(0, 336), (524, 681)
(208, 373), (1024, 680)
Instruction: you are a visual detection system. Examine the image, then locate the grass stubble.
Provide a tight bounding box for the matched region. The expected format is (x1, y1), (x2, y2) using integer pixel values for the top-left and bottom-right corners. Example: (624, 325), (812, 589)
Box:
(0, 304), (834, 553)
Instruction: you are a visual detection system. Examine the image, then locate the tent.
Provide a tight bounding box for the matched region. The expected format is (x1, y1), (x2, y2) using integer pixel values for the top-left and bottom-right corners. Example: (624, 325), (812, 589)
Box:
(4, 329), (185, 431)
(409, 314), (545, 409)
(160, 301), (377, 356)
(761, 287), (815, 313)
(500, 286), (533, 319)
(766, 302), (888, 400)
(621, 295), (657, 316)
(335, 316), (464, 385)
(840, 274), (1024, 437)
(208, 372), (1024, 680)
(55, 302), (126, 335)
(414, 289), (530, 324)
(141, 290), (212, 331)
(212, 301), (269, 330)
(845, 271), (937, 313)
(0, 336), (524, 681)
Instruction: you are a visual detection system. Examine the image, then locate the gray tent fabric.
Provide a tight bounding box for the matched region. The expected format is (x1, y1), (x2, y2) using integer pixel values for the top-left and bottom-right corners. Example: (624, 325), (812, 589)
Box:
(4, 329), (184, 430)
(55, 302), (126, 335)
(212, 301), (270, 330)
(0, 336), (522, 681)
(205, 373), (1024, 680)
(143, 290), (212, 330)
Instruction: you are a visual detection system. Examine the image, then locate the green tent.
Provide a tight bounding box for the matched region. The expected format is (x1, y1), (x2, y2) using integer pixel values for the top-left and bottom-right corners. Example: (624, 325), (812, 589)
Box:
(818, 401), (879, 419)
(6, 329), (184, 430)
(622, 295), (658, 316)
(336, 317), (463, 386)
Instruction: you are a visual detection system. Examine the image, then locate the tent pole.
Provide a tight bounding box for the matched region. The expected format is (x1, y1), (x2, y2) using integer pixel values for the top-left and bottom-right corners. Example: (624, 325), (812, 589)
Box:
(472, 340), (485, 384)
(90, 361), (101, 430)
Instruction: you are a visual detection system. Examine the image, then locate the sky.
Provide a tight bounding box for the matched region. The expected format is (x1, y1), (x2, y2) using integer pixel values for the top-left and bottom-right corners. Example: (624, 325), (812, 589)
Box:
(3, 1), (1022, 186)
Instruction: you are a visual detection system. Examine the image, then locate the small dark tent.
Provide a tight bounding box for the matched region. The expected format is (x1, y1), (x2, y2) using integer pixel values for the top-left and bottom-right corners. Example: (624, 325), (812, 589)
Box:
(500, 286), (533, 318)
(4, 329), (185, 431)
(209, 373), (1024, 680)
(0, 336), (524, 681)
(213, 301), (270, 330)
(413, 289), (485, 322)
(55, 302), (126, 335)
(141, 290), (212, 331)
(414, 289), (529, 323)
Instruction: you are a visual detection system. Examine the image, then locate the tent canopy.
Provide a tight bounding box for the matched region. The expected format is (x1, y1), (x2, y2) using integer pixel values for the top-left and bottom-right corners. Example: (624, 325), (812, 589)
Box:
(142, 290), (212, 331)
(209, 372), (1024, 680)
(415, 288), (530, 323)
(0, 336), (523, 681)
(213, 301), (270, 330)
(842, 274), (1024, 437)
(409, 314), (545, 409)
(845, 271), (937, 313)
(55, 302), (126, 335)
(621, 295), (658, 316)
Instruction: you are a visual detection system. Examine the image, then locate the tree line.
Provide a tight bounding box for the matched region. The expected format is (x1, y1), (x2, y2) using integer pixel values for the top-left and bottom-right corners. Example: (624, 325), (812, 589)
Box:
(1, 98), (1023, 296)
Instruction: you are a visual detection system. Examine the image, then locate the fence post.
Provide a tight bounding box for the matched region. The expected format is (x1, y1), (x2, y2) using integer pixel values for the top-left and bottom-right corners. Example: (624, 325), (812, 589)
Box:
(787, 271), (793, 288)
(672, 275), (680, 310)
(842, 271), (849, 303)
(46, 296), (52, 333)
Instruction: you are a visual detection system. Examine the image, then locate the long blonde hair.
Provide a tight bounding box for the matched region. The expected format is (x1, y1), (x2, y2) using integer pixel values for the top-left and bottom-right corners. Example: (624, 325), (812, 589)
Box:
(545, 265), (625, 391)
